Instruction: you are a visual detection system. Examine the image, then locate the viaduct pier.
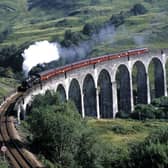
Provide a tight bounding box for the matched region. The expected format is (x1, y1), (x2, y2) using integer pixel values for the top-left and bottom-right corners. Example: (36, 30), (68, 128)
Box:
(15, 49), (168, 120)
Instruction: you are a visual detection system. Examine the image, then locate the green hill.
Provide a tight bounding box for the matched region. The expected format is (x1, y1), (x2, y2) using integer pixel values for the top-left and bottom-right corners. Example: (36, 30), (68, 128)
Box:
(0, 77), (18, 102)
(0, 0), (168, 54)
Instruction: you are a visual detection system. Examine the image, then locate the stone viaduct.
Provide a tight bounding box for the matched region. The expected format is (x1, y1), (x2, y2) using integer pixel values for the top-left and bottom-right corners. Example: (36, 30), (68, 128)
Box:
(15, 49), (168, 122)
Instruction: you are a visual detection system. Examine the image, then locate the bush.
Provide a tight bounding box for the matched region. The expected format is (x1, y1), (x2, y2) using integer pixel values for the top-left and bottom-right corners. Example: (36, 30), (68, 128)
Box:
(83, 23), (97, 36)
(111, 125), (135, 135)
(109, 4), (147, 28)
(130, 4), (148, 16)
(75, 130), (102, 168)
(131, 142), (168, 168)
(0, 26), (12, 43)
(116, 110), (130, 118)
(61, 30), (85, 47)
(110, 12), (125, 27)
(0, 45), (24, 73)
(99, 143), (130, 168)
(152, 96), (168, 108)
(130, 127), (168, 168)
(148, 127), (168, 144)
(131, 104), (156, 120)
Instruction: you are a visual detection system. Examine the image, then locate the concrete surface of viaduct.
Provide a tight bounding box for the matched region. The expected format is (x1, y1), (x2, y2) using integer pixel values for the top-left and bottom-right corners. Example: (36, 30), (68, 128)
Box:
(15, 50), (168, 121)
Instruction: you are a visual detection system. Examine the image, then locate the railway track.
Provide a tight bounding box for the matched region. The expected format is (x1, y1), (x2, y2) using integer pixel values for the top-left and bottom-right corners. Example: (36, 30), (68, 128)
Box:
(0, 92), (44, 168)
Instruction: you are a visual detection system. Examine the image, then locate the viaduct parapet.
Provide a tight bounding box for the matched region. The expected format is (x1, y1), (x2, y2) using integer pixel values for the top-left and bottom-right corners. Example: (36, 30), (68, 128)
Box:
(15, 49), (168, 122)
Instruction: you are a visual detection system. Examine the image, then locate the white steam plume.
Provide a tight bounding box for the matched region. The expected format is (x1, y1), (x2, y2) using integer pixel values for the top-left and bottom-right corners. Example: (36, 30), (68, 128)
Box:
(133, 33), (147, 47)
(22, 24), (116, 75)
(22, 40), (60, 75)
(133, 34), (145, 47)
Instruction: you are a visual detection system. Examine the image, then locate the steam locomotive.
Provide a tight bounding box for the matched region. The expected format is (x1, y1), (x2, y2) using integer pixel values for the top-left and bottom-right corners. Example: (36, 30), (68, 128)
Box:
(18, 48), (149, 92)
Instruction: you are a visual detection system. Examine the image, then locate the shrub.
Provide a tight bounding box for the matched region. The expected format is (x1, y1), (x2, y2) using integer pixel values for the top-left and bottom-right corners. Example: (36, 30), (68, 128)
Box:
(99, 143), (130, 168)
(111, 125), (135, 135)
(61, 30), (85, 47)
(116, 110), (130, 118)
(0, 45), (24, 73)
(148, 127), (168, 144)
(131, 104), (156, 120)
(130, 127), (168, 168)
(109, 4), (147, 28)
(152, 96), (168, 108)
(110, 12), (125, 27)
(83, 23), (97, 36)
(130, 4), (148, 16)
(0, 26), (12, 43)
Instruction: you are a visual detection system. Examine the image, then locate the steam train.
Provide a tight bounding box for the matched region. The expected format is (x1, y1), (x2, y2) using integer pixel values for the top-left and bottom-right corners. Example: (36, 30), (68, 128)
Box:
(18, 48), (149, 91)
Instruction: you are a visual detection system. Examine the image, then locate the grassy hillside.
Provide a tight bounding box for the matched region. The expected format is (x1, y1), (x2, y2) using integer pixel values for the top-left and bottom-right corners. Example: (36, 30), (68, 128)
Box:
(88, 119), (168, 148)
(0, 77), (18, 103)
(0, 0), (167, 55)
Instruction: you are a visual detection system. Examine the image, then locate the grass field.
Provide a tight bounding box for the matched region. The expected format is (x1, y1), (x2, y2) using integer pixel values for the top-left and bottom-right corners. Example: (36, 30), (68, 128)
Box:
(88, 119), (168, 148)
(0, 77), (18, 103)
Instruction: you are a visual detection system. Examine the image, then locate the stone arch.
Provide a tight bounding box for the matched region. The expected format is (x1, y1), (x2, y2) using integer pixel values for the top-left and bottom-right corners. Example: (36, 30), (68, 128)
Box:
(69, 79), (82, 114)
(132, 61), (147, 105)
(20, 106), (25, 120)
(115, 64), (131, 115)
(25, 103), (32, 114)
(83, 74), (97, 117)
(98, 69), (113, 118)
(56, 84), (66, 102)
(148, 58), (164, 100)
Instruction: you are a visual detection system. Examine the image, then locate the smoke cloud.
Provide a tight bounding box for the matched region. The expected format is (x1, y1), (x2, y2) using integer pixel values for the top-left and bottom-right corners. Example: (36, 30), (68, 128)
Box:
(22, 24), (115, 75)
(133, 34), (146, 47)
(60, 24), (116, 61)
(22, 40), (60, 75)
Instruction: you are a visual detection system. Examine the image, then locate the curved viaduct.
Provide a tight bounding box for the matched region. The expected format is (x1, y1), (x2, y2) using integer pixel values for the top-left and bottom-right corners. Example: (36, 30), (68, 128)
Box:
(15, 49), (168, 121)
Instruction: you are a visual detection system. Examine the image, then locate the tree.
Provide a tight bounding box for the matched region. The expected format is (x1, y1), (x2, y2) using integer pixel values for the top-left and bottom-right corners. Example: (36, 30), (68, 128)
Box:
(130, 4), (148, 16)
(27, 91), (105, 167)
(83, 23), (96, 36)
(0, 45), (24, 74)
(61, 30), (84, 47)
(28, 92), (84, 167)
(110, 12), (125, 27)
